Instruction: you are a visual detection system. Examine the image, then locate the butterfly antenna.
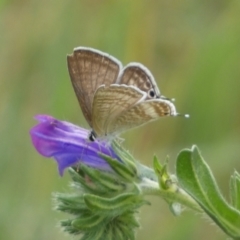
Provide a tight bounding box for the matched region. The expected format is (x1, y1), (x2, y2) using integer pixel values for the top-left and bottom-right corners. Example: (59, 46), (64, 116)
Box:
(176, 113), (190, 118)
(161, 96), (175, 102)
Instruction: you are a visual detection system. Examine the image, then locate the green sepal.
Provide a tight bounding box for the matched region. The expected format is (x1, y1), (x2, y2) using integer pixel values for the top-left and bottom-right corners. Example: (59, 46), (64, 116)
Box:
(111, 140), (138, 174)
(99, 153), (137, 182)
(72, 214), (105, 229)
(54, 141), (152, 240)
(68, 167), (102, 193)
(176, 145), (240, 239)
(79, 164), (126, 193)
(56, 166), (143, 239)
(153, 155), (163, 175)
(53, 192), (87, 215)
(69, 165), (126, 195)
(118, 211), (140, 228)
(80, 227), (106, 240)
(230, 171), (240, 210)
(112, 140), (136, 163)
(84, 192), (148, 215)
(116, 222), (135, 240)
(112, 225), (126, 240)
(60, 219), (82, 235)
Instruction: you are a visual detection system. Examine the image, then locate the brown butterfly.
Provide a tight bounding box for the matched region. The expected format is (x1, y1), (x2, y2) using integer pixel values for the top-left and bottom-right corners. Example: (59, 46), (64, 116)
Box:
(67, 47), (184, 141)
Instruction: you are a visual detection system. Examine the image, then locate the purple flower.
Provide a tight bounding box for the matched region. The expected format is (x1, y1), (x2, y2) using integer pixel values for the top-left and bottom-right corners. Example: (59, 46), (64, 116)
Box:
(30, 115), (120, 176)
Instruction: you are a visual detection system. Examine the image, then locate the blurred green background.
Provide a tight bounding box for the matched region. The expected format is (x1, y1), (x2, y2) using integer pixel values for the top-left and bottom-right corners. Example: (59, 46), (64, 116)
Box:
(1, 0), (240, 239)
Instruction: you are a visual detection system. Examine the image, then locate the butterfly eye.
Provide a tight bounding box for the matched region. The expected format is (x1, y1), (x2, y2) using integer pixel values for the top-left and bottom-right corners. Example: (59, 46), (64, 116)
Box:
(148, 89), (155, 98)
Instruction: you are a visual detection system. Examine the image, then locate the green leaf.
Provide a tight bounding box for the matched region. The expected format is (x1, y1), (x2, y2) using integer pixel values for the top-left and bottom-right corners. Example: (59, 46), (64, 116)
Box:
(230, 171), (240, 210)
(176, 145), (240, 239)
(152, 155), (173, 190)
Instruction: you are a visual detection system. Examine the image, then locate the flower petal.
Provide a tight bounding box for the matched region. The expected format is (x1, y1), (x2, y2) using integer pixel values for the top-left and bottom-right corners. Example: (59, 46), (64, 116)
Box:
(30, 115), (120, 176)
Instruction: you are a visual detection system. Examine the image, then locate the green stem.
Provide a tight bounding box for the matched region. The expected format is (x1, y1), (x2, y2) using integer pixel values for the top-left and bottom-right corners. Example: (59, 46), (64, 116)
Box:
(139, 176), (203, 213)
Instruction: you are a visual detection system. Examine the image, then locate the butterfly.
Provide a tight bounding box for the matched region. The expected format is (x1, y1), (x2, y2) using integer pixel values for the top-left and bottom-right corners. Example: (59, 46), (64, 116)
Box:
(67, 47), (185, 141)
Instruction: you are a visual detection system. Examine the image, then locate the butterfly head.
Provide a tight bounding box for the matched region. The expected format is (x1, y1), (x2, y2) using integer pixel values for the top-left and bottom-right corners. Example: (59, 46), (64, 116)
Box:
(89, 130), (97, 142)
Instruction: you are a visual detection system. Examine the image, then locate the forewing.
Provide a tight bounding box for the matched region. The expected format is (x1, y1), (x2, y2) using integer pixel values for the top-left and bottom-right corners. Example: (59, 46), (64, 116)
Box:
(67, 47), (122, 126)
(91, 84), (147, 137)
(107, 99), (177, 135)
(117, 63), (161, 99)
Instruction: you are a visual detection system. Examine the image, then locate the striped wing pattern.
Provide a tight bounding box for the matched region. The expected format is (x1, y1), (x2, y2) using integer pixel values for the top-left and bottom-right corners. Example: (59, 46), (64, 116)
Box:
(107, 99), (176, 135)
(67, 47), (122, 126)
(118, 63), (161, 99)
(91, 84), (147, 137)
(67, 47), (177, 139)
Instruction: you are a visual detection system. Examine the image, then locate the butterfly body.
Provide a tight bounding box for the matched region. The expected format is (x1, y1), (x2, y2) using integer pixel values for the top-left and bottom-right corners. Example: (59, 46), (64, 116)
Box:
(67, 47), (179, 141)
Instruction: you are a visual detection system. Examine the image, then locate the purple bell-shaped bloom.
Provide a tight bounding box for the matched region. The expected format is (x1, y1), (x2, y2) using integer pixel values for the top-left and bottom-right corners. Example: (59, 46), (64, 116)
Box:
(30, 115), (120, 176)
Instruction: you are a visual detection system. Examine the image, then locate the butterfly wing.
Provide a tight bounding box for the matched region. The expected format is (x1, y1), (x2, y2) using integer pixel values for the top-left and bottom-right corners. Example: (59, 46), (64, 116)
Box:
(67, 47), (175, 138)
(107, 99), (177, 135)
(117, 63), (161, 99)
(91, 84), (147, 137)
(67, 47), (122, 126)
